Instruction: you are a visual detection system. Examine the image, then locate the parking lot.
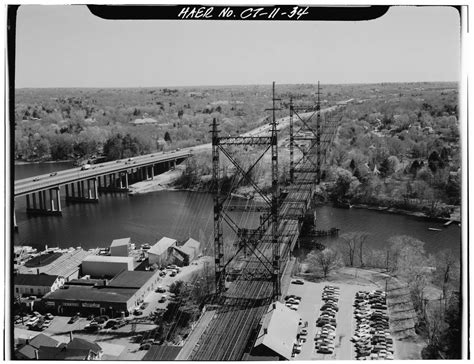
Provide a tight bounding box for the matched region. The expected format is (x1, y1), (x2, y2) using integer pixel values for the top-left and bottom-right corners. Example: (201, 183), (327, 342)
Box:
(14, 256), (213, 359)
(285, 278), (381, 360)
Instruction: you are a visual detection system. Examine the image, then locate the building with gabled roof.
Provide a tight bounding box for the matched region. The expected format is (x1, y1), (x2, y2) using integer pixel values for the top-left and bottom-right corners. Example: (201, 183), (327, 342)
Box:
(172, 237), (201, 266)
(148, 237), (177, 266)
(252, 301), (300, 360)
(14, 273), (64, 297)
(15, 333), (60, 360)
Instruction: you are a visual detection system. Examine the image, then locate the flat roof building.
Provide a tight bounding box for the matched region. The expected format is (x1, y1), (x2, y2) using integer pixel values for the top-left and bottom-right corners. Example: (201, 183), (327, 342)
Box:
(81, 255), (134, 278)
(110, 238), (131, 257)
(43, 270), (160, 317)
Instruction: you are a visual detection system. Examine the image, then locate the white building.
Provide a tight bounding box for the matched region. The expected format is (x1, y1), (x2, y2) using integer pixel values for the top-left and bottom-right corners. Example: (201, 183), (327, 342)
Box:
(148, 237), (177, 266)
(81, 256), (134, 278)
(14, 274), (64, 297)
(252, 302), (300, 360)
(110, 238), (131, 257)
(172, 238), (201, 266)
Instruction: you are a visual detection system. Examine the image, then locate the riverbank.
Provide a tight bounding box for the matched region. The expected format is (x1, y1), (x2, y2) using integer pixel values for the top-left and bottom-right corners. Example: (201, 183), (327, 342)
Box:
(128, 164), (186, 195)
(350, 203), (461, 224)
(14, 159), (75, 165)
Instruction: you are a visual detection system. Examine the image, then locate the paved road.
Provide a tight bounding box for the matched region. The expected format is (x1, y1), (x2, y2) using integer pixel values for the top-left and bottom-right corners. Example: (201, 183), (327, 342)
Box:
(14, 150), (192, 197)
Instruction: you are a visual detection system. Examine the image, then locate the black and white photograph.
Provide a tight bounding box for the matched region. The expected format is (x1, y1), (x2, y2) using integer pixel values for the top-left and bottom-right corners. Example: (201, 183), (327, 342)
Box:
(4, 3), (468, 361)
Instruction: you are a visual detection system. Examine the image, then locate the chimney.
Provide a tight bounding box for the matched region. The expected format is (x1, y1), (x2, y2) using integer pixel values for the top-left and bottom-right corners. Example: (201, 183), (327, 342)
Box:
(34, 349), (39, 360)
(69, 331), (73, 342)
(263, 328), (268, 335)
(37, 269), (40, 275)
(272, 303), (276, 310)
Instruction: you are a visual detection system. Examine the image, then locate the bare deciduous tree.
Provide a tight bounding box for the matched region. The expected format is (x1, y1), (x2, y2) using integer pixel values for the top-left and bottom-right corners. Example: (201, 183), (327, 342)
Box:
(339, 231), (370, 267)
(306, 248), (343, 278)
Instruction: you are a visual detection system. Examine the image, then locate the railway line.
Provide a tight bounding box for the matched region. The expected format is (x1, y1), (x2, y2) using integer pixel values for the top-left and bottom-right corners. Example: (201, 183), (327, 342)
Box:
(189, 118), (337, 360)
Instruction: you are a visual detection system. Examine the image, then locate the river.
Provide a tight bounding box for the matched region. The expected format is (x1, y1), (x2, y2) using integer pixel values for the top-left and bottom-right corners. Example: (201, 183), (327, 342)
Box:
(13, 162), (461, 256)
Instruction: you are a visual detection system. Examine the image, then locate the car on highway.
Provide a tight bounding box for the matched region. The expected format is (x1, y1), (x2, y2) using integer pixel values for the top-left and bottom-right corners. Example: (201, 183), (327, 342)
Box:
(50, 172), (58, 176)
(32, 177), (40, 182)
(81, 164), (91, 170)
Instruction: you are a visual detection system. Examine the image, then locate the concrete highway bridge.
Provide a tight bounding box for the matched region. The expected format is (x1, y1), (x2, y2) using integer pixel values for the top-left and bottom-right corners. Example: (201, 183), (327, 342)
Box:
(13, 150), (191, 226)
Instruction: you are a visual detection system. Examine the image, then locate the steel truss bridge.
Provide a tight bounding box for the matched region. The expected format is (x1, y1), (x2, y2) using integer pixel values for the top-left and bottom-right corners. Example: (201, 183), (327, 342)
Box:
(187, 82), (340, 360)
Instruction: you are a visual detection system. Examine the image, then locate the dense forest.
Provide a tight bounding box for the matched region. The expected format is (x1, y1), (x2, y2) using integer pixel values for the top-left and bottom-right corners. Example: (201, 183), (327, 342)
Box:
(14, 82), (460, 218)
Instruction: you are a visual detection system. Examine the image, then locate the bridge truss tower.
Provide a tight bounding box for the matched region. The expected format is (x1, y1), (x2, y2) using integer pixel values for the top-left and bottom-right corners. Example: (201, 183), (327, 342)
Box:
(289, 81), (323, 185)
(211, 82), (281, 300)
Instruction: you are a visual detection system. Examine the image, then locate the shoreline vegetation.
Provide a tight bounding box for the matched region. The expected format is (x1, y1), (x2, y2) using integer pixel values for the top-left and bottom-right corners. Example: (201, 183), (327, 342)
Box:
(126, 167), (461, 223)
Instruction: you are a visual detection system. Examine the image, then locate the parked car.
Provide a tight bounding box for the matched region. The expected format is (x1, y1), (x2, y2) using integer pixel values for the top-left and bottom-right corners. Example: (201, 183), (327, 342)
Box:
(291, 279), (304, 285)
(156, 286), (166, 293)
(158, 295), (167, 303)
(45, 313), (54, 320)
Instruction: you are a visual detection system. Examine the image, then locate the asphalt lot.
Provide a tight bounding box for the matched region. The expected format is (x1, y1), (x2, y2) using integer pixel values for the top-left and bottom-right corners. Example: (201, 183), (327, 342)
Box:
(286, 278), (378, 360)
(13, 256), (213, 359)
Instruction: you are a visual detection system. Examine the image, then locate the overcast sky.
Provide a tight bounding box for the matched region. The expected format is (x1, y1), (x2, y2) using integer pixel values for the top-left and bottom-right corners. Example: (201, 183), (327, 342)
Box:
(15, 5), (461, 88)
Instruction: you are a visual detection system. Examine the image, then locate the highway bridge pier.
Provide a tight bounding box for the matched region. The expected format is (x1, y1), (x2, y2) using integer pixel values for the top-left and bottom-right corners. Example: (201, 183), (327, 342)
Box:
(66, 178), (100, 203)
(26, 187), (62, 216)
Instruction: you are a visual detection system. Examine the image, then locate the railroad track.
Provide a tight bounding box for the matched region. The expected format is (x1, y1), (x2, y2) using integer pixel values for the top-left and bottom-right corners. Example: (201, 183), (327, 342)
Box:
(189, 118), (338, 360)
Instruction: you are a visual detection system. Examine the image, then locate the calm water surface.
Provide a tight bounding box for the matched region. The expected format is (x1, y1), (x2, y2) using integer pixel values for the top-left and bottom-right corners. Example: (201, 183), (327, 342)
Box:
(13, 163), (461, 256)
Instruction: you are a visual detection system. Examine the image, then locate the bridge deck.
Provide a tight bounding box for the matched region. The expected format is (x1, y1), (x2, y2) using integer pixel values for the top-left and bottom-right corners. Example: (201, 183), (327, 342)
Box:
(188, 117), (338, 360)
(14, 150), (191, 197)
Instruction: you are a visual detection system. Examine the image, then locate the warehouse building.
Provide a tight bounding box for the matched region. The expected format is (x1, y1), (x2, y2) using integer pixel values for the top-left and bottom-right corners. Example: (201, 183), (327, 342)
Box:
(42, 270), (161, 317)
(81, 256), (134, 278)
(172, 238), (201, 266)
(148, 237), (177, 266)
(251, 302), (300, 360)
(14, 273), (64, 297)
(110, 238), (131, 257)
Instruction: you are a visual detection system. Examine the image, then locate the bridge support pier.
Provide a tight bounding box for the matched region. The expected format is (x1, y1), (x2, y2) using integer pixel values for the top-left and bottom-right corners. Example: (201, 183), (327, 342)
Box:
(98, 173), (129, 193)
(66, 179), (99, 203)
(26, 188), (62, 216)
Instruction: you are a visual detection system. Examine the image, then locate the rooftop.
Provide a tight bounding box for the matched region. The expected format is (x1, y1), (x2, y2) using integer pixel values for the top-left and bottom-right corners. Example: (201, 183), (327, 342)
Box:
(82, 255), (134, 264)
(14, 273), (59, 287)
(183, 237), (200, 250)
(38, 346), (91, 360)
(110, 238), (131, 248)
(149, 237), (177, 256)
(29, 333), (60, 349)
(254, 302), (300, 360)
(44, 285), (137, 304)
(16, 248), (97, 278)
(108, 270), (155, 289)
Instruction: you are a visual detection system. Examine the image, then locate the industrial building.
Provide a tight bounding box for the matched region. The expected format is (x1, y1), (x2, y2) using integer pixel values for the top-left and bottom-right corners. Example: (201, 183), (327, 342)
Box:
(110, 238), (131, 257)
(172, 238), (201, 266)
(81, 255), (134, 278)
(42, 270), (161, 316)
(251, 302), (300, 360)
(148, 237), (177, 266)
(13, 274), (64, 297)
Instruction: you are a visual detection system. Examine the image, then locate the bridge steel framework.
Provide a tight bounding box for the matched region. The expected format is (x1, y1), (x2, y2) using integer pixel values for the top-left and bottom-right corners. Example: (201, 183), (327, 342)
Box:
(211, 82), (281, 300)
(189, 82), (340, 361)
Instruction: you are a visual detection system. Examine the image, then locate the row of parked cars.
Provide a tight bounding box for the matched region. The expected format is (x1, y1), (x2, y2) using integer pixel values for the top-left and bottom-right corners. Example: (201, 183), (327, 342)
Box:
(315, 285), (340, 355)
(15, 312), (54, 331)
(284, 294), (301, 311)
(352, 290), (394, 360)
